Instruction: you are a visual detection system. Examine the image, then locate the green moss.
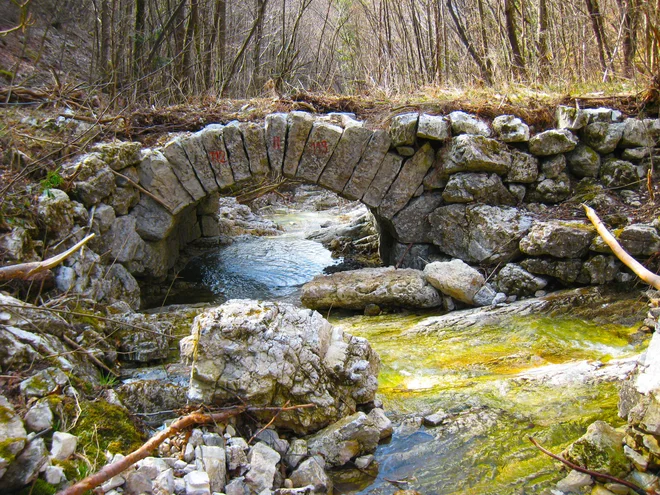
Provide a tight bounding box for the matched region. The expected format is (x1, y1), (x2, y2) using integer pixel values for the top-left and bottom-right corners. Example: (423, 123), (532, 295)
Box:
(65, 399), (145, 465)
(16, 479), (56, 495)
(52, 459), (79, 481)
(0, 437), (24, 463)
(0, 405), (15, 423)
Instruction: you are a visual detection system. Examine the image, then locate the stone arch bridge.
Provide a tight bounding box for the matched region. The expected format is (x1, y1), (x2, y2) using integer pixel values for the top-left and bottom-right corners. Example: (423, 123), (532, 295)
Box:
(64, 107), (658, 285)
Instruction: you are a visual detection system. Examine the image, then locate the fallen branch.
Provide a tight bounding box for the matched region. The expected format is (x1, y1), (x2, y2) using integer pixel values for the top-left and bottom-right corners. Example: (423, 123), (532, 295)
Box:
(56, 403), (315, 495)
(583, 204), (660, 290)
(0, 234), (95, 281)
(529, 437), (648, 495)
(109, 169), (173, 213)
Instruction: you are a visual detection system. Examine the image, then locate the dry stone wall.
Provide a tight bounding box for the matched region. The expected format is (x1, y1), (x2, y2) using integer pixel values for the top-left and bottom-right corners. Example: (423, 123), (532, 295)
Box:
(59, 106), (660, 297)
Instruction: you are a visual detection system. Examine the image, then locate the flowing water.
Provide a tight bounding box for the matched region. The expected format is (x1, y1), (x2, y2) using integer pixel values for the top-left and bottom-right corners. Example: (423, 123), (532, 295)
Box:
(183, 207), (649, 495)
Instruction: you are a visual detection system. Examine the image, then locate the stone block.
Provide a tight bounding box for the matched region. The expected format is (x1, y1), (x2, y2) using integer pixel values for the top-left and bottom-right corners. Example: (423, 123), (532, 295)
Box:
(492, 115), (529, 142)
(556, 105), (589, 130)
(417, 114), (451, 141)
(240, 122), (270, 176)
(181, 133), (219, 193)
(196, 125), (235, 188)
(528, 129), (578, 156)
(442, 135), (512, 174)
(378, 143), (435, 219)
(318, 126), (373, 193)
(389, 113), (418, 146)
(362, 153), (403, 208)
(162, 137), (206, 201)
(138, 149), (195, 214)
(283, 112), (315, 177)
(265, 113), (287, 175)
(449, 111), (491, 136)
(342, 130), (391, 200)
(223, 122), (251, 182)
(296, 122), (343, 182)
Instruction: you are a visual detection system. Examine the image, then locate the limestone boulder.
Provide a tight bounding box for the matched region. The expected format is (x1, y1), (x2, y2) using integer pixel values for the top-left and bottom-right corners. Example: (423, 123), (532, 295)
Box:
(91, 140), (142, 171)
(521, 258), (585, 284)
(442, 173), (515, 205)
(0, 395), (27, 481)
(493, 264), (547, 297)
(0, 437), (48, 491)
(562, 421), (631, 478)
(110, 313), (173, 362)
(417, 114), (451, 141)
(306, 412), (381, 467)
(185, 300), (380, 434)
(492, 115), (529, 142)
(540, 155), (567, 179)
(519, 221), (595, 258)
(389, 113), (418, 146)
(507, 150), (539, 183)
(385, 193), (443, 244)
(138, 149), (195, 214)
(64, 153), (117, 207)
(556, 106), (589, 130)
(289, 456), (332, 493)
(566, 144), (601, 178)
(246, 442), (280, 493)
(448, 111), (491, 136)
(301, 267), (443, 310)
(582, 122), (624, 154)
(423, 259), (485, 305)
(528, 129), (578, 156)
(442, 135), (511, 175)
(525, 173), (572, 203)
(600, 158), (638, 189)
(428, 204), (534, 264)
(37, 189), (80, 241)
(620, 118), (654, 148)
(0, 227), (37, 263)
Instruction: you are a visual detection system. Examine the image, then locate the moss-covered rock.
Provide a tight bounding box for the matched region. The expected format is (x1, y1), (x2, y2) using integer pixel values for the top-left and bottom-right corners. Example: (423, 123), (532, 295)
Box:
(562, 421), (631, 478)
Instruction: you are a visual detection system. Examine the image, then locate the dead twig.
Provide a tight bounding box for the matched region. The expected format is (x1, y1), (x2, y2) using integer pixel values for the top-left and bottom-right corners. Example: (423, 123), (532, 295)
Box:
(583, 204), (660, 290)
(56, 403), (315, 495)
(528, 437), (648, 495)
(108, 169), (173, 213)
(0, 234), (95, 281)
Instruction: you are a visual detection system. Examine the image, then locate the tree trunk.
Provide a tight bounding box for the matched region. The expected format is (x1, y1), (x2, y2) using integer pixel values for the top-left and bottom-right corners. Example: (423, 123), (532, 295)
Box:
(537, 0), (550, 78)
(504, 0), (526, 78)
(100, 0), (111, 80)
(585, 0), (611, 75)
(204, 0), (226, 90)
(616, 0), (637, 78)
(446, 0), (493, 85)
(182, 0), (198, 90)
(252, 0), (266, 93)
(133, 0), (146, 79)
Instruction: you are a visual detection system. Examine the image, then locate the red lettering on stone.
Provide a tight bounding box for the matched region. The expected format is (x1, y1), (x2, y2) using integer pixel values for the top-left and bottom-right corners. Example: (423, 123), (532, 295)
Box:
(209, 150), (227, 164)
(273, 136), (281, 150)
(310, 140), (329, 156)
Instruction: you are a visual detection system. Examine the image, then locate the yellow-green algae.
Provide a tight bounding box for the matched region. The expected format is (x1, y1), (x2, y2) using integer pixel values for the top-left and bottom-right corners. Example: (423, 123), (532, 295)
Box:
(329, 301), (647, 495)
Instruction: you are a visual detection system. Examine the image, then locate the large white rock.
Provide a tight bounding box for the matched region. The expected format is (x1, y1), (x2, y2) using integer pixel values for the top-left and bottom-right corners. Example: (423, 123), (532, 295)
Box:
(423, 259), (486, 305)
(185, 300), (379, 434)
(51, 431), (78, 460)
(0, 395), (27, 480)
(245, 442), (280, 493)
(24, 400), (54, 432)
(184, 470), (211, 495)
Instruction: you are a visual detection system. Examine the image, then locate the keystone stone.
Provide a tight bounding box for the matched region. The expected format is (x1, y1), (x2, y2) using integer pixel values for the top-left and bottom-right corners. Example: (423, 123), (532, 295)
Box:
(283, 112), (315, 177)
(240, 122), (270, 176)
(265, 113), (288, 175)
(296, 122), (343, 182)
(197, 125), (235, 188)
(223, 122), (252, 182)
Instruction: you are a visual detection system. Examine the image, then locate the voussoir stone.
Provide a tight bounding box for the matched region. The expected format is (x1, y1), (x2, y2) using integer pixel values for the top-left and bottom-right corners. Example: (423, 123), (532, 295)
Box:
(378, 143), (435, 219)
(417, 114), (451, 141)
(318, 125), (373, 194)
(389, 113), (418, 147)
(442, 134), (512, 175)
(186, 300), (380, 434)
(301, 267), (443, 310)
(362, 153), (404, 208)
(519, 221), (595, 258)
(179, 132), (219, 193)
(161, 136), (206, 200)
(423, 259), (485, 305)
(428, 204), (534, 264)
(296, 122), (343, 183)
(240, 122), (270, 176)
(223, 122), (252, 182)
(265, 113), (288, 175)
(138, 149), (194, 214)
(492, 115), (529, 142)
(528, 129), (578, 156)
(197, 124), (235, 188)
(283, 112), (315, 177)
(342, 130), (391, 201)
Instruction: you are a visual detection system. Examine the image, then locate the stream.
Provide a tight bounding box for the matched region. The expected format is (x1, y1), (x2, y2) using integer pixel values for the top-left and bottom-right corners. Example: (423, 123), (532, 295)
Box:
(181, 204), (649, 495)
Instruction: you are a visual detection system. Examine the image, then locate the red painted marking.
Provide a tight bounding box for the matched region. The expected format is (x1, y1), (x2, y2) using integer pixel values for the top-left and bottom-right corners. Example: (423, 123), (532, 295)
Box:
(310, 140), (328, 155)
(273, 136), (281, 151)
(209, 150), (227, 164)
